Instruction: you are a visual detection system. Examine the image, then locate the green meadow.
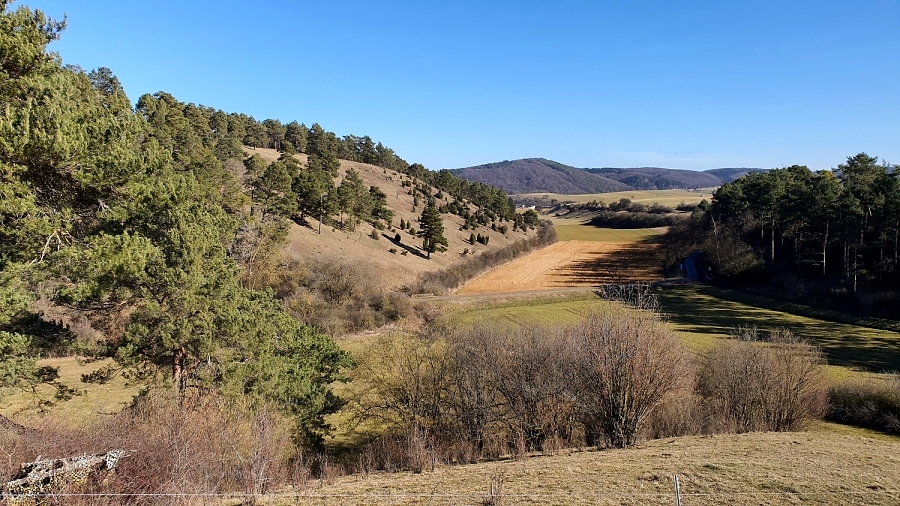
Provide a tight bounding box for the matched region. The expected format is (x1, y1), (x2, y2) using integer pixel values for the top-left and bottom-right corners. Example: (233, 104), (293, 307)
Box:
(445, 285), (900, 379)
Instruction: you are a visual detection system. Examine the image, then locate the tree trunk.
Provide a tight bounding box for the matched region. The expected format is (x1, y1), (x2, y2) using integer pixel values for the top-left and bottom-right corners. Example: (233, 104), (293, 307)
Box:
(894, 224), (898, 265)
(822, 221), (829, 279)
(843, 241), (849, 282)
(770, 220), (776, 265)
(173, 346), (186, 393)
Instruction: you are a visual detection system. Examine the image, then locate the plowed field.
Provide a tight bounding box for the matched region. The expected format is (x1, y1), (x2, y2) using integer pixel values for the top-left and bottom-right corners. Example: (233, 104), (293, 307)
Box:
(456, 238), (665, 294)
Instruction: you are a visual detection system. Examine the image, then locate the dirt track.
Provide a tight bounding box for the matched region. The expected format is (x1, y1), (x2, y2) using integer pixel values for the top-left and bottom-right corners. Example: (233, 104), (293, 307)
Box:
(456, 240), (665, 295)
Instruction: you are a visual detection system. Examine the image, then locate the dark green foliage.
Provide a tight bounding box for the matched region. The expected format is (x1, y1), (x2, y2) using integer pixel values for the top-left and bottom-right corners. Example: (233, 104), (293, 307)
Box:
(0, 3), (348, 444)
(369, 185), (393, 225)
(589, 211), (686, 229)
(667, 157), (900, 298)
(418, 204), (447, 259)
(292, 154), (337, 223)
(250, 159), (297, 218)
(336, 168), (371, 230)
(522, 209), (540, 228)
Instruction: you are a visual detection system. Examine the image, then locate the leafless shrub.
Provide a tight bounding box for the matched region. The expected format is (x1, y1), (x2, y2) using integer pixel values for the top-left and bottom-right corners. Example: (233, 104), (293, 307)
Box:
(701, 227), (762, 278)
(567, 306), (691, 448)
(2, 391), (297, 505)
(641, 390), (704, 440)
(452, 323), (576, 453)
(276, 257), (414, 335)
(349, 307), (686, 464)
(829, 374), (900, 434)
(596, 282), (660, 312)
(698, 329), (828, 433)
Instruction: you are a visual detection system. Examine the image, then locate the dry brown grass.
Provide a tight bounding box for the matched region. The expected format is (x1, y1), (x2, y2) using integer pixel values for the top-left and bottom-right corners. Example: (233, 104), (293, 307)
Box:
(0, 357), (139, 426)
(264, 428), (899, 505)
(457, 240), (664, 294)
(243, 148), (536, 290)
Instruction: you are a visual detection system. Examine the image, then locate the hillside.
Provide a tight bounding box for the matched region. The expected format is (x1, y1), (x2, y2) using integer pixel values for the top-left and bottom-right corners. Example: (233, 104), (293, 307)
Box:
(587, 166), (722, 189)
(704, 167), (768, 183)
(452, 158), (766, 194)
(245, 148), (534, 289)
(451, 158), (631, 194)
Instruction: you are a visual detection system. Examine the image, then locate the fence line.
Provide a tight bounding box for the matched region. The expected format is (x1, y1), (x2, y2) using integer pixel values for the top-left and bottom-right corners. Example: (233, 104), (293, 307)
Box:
(5, 490), (898, 498)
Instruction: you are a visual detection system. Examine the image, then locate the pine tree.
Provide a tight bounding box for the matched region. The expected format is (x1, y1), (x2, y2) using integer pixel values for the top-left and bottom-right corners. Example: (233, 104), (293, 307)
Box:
(419, 204), (447, 259)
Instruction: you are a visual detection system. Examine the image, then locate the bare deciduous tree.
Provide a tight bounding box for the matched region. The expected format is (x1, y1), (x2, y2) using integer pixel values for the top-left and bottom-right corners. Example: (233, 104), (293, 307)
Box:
(568, 307), (690, 448)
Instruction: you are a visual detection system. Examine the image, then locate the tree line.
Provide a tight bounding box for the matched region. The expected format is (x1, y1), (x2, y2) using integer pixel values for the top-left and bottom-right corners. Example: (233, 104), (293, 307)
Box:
(666, 154), (900, 298)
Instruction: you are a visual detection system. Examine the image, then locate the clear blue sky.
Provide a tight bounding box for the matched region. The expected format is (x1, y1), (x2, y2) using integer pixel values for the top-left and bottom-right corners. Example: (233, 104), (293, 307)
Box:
(29, 0), (900, 171)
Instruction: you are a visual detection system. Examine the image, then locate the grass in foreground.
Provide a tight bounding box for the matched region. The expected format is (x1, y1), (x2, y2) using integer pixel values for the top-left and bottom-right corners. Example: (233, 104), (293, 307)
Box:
(265, 428), (899, 505)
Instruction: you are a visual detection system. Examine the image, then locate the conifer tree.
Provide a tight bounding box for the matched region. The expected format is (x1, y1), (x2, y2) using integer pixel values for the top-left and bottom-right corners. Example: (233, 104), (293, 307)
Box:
(419, 204), (447, 259)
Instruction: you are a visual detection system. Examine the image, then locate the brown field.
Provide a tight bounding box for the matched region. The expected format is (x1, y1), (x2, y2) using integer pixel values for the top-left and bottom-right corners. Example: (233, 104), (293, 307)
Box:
(270, 427), (900, 505)
(456, 239), (665, 294)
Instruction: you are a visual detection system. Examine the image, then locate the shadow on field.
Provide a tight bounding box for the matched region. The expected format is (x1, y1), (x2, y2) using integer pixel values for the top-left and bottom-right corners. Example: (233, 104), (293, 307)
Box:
(555, 237), (665, 285)
(656, 284), (900, 373)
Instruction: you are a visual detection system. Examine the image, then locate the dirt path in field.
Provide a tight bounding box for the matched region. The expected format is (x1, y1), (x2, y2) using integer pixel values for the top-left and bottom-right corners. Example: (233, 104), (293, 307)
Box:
(456, 239), (665, 295)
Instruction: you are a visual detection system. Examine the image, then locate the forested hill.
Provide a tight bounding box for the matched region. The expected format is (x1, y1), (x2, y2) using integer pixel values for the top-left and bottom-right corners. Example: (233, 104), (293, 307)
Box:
(585, 167), (722, 189)
(452, 158), (766, 194)
(450, 158), (631, 194)
(704, 167), (770, 184)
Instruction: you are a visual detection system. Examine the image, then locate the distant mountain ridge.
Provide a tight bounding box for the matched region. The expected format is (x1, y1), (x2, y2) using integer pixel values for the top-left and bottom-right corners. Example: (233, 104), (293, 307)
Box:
(450, 158), (765, 194)
(450, 158), (630, 195)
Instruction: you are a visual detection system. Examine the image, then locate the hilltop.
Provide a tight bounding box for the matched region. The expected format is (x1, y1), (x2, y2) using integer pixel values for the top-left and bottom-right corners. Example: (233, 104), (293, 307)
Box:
(451, 158), (765, 194)
(585, 166), (721, 189)
(450, 158), (631, 194)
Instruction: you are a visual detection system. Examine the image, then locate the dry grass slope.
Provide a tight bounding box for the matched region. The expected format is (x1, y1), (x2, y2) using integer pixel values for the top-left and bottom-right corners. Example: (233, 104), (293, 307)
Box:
(245, 148), (534, 289)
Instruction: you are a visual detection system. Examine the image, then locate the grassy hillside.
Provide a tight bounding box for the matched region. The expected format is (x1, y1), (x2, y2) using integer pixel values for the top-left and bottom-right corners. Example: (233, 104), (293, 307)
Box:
(245, 148), (535, 289)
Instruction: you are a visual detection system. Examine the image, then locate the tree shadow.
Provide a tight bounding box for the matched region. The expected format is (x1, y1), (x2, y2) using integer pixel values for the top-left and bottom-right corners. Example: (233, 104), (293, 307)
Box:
(656, 284), (900, 373)
(554, 237), (666, 286)
(383, 233), (429, 259)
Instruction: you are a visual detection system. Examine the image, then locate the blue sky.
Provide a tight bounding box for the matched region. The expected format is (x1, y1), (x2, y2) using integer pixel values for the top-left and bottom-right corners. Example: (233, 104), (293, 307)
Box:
(29, 0), (900, 171)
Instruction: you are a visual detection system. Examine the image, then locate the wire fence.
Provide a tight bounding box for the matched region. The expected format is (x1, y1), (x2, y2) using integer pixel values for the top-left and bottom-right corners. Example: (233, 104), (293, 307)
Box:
(4, 488), (899, 505)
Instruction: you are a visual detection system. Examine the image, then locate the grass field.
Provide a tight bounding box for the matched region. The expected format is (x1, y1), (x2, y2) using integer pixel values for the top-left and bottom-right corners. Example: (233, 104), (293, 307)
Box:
(447, 291), (607, 326)
(521, 188), (716, 206)
(269, 428), (899, 505)
(552, 222), (663, 242)
(656, 284), (900, 374)
(446, 284), (900, 377)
